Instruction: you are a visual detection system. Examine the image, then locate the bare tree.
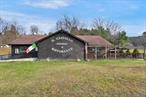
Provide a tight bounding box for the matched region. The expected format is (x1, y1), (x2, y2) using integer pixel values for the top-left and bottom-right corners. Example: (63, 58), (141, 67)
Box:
(106, 21), (122, 35)
(2, 24), (19, 44)
(0, 32), (2, 46)
(30, 25), (39, 35)
(141, 32), (146, 59)
(93, 18), (124, 59)
(143, 31), (146, 36)
(56, 16), (84, 34)
(0, 18), (9, 34)
(93, 18), (105, 29)
(0, 18), (28, 45)
(93, 18), (122, 35)
(16, 25), (26, 35)
(0, 18), (9, 45)
(0, 18), (25, 44)
(134, 34), (146, 59)
(9, 21), (26, 35)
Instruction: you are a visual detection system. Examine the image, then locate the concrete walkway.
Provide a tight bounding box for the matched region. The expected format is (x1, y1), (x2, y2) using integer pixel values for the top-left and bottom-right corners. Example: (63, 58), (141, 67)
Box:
(0, 58), (37, 62)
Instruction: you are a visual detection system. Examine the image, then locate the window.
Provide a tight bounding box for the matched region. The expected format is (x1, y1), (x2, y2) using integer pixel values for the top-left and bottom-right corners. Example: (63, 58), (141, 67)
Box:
(14, 47), (28, 54)
(88, 47), (95, 53)
(35, 47), (38, 51)
(15, 48), (19, 54)
(19, 47), (27, 53)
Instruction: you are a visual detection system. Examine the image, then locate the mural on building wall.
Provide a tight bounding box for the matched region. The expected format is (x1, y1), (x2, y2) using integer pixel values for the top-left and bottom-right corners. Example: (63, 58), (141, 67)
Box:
(51, 36), (74, 54)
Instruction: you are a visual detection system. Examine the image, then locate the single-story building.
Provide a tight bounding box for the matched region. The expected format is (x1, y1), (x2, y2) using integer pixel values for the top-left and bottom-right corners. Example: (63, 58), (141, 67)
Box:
(9, 30), (112, 60)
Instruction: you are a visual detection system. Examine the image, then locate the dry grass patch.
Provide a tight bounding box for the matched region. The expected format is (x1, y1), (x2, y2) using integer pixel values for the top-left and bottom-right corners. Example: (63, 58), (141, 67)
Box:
(0, 60), (145, 97)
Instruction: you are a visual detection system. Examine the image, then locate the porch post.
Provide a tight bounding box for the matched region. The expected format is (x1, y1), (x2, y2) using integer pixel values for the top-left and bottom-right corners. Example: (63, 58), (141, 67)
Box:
(144, 46), (146, 60)
(85, 43), (88, 60)
(105, 46), (108, 59)
(94, 47), (97, 59)
(114, 46), (117, 59)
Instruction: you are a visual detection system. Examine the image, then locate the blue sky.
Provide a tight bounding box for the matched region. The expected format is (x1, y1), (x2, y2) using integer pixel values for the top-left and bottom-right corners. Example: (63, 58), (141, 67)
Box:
(0, 0), (146, 36)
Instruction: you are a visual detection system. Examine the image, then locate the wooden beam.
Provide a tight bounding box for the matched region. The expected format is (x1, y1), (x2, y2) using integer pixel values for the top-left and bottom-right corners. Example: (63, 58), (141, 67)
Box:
(94, 47), (97, 59)
(85, 43), (88, 61)
(105, 46), (108, 59)
(114, 46), (117, 59)
(144, 46), (146, 60)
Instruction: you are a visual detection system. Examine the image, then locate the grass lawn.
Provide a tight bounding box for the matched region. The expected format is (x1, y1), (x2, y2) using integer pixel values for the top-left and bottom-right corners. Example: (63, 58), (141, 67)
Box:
(0, 60), (146, 97)
(123, 49), (145, 53)
(129, 49), (145, 53)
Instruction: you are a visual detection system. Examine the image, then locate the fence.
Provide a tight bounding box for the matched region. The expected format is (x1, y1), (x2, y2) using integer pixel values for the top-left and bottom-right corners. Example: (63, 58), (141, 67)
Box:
(107, 53), (145, 59)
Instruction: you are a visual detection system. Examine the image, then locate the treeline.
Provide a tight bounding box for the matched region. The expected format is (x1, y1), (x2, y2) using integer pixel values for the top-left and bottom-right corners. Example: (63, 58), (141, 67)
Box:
(0, 19), (20, 45)
(56, 16), (128, 47)
(0, 16), (128, 46)
(0, 18), (41, 45)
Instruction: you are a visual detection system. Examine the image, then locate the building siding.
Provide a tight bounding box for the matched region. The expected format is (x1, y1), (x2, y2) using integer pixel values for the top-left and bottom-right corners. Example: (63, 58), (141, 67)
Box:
(37, 32), (85, 59)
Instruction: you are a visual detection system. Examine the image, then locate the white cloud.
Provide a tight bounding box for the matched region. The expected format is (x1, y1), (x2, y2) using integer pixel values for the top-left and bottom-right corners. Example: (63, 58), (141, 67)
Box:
(97, 8), (105, 12)
(25, 20), (56, 34)
(124, 23), (146, 36)
(0, 10), (38, 21)
(129, 5), (139, 10)
(24, 0), (72, 9)
(0, 10), (56, 34)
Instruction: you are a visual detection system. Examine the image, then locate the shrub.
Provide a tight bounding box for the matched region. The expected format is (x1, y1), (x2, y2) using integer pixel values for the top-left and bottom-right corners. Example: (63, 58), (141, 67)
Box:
(132, 49), (139, 58)
(125, 49), (131, 57)
(119, 49), (124, 57)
